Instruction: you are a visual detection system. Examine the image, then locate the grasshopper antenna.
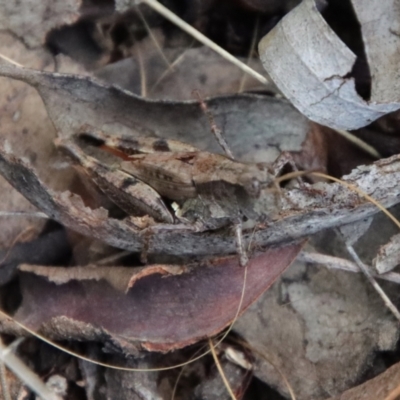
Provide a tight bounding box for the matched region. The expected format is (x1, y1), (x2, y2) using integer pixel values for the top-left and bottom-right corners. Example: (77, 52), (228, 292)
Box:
(193, 90), (235, 160)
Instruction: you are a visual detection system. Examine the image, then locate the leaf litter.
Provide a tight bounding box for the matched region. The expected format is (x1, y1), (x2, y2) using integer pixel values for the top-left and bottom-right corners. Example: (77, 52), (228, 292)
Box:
(259, 0), (400, 130)
(1, 1), (400, 399)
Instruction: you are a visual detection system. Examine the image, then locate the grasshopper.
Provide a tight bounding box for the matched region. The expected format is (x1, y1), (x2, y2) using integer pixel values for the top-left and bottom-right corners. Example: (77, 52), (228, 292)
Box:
(56, 125), (282, 265)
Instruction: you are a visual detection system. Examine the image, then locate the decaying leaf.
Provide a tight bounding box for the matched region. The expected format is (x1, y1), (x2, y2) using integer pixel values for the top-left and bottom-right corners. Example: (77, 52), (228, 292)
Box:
(259, 0), (400, 130)
(10, 244), (302, 352)
(373, 233), (400, 274)
(95, 45), (268, 100)
(1, 141), (400, 259)
(19, 263), (187, 293)
(1, 3), (400, 399)
(234, 256), (400, 399)
(0, 0), (81, 48)
(0, 33), (76, 248)
(0, 61), (314, 165)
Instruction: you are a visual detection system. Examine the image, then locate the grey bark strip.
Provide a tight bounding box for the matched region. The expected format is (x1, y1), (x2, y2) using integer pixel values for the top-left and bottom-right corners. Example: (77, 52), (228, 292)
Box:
(0, 145), (400, 258)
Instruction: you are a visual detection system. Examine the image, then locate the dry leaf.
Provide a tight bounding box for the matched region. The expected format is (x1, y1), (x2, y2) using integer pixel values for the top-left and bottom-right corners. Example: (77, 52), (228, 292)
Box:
(96, 45), (268, 100)
(259, 0), (400, 130)
(234, 257), (399, 399)
(19, 263), (186, 293)
(0, 0), (81, 48)
(0, 33), (76, 248)
(12, 245), (302, 352)
(0, 60), (311, 164)
(328, 361), (400, 400)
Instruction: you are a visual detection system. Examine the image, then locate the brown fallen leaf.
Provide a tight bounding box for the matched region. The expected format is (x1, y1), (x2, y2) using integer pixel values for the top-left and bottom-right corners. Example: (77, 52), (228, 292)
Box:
(234, 253), (400, 399)
(328, 360), (400, 400)
(0, 33), (79, 248)
(0, 60), (313, 165)
(11, 244), (303, 353)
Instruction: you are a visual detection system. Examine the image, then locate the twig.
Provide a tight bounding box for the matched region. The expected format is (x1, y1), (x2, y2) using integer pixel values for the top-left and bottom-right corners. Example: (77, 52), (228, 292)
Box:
(150, 42), (195, 94)
(135, 4), (171, 69)
(193, 90), (235, 159)
(238, 16), (259, 93)
(0, 53), (23, 67)
(344, 243), (400, 321)
(0, 211), (48, 218)
(137, 0), (269, 85)
(298, 251), (400, 284)
(0, 338), (61, 400)
(333, 128), (381, 159)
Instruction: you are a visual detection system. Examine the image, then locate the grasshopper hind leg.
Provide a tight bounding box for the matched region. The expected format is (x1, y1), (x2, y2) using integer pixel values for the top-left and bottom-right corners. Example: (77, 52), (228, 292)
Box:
(56, 138), (174, 224)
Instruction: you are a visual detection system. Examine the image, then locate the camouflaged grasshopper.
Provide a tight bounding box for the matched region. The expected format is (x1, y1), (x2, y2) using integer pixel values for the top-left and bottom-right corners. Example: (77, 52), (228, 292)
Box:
(55, 125), (281, 265)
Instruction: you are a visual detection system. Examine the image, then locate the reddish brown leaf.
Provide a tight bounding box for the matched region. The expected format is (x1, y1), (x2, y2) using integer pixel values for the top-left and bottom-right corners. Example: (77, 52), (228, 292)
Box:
(15, 243), (303, 352)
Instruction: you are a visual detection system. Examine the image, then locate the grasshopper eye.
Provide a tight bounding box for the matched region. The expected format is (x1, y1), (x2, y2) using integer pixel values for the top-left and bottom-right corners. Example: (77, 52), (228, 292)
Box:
(244, 177), (260, 197)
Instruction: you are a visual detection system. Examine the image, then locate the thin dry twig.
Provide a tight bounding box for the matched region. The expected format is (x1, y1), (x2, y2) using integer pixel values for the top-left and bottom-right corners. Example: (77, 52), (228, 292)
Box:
(298, 251), (400, 284)
(135, 4), (171, 69)
(149, 41), (195, 94)
(0, 337), (61, 400)
(0, 211), (48, 218)
(345, 243), (400, 321)
(137, 0), (268, 85)
(193, 90), (235, 159)
(0, 54), (23, 67)
(333, 128), (381, 159)
(238, 16), (259, 93)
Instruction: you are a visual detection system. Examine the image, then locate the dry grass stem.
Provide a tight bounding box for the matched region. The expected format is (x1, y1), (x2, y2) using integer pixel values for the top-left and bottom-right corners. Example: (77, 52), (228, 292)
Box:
(333, 128), (381, 159)
(208, 338), (237, 400)
(138, 0), (269, 85)
(298, 251), (400, 284)
(345, 243), (400, 321)
(0, 338), (61, 400)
